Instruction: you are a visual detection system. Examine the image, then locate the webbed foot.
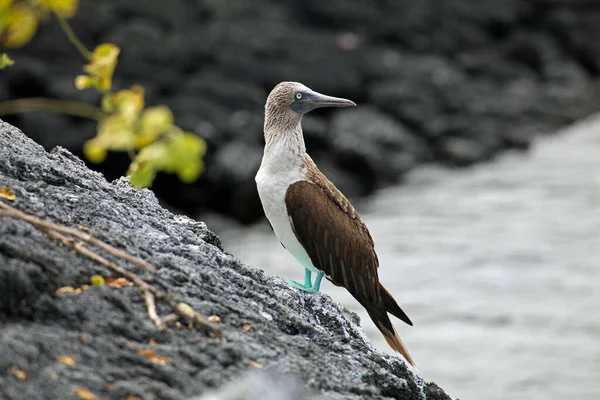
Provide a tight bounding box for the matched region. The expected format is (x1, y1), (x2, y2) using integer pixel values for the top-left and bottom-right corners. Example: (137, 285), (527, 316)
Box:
(286, 270), (324, 293)
(286, 279), (319, 293)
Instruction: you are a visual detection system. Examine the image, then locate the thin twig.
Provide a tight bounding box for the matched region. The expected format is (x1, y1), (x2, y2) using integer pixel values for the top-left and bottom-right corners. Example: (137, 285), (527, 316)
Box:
(54, 13), (92, 60)
(161, 314), (179, 324)
(0, 203), (155, 273)
(42, 228), (166, 330)
(0, 201), (224, 339)
(163, 295), (224, 339)
(0, 98), (105, 120)
(145, 290), (166, 331)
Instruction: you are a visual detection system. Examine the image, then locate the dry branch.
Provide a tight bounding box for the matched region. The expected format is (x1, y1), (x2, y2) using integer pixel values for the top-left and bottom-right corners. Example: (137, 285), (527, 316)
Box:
(145, 290), (166, 331)
(0, 204), (155, 272)
(0, 200), (224, 340)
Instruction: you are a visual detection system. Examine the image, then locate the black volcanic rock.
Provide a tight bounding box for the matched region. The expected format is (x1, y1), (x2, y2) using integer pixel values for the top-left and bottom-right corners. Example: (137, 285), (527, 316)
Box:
(0, 120), (454, 399)
(330, 107), (426, 181)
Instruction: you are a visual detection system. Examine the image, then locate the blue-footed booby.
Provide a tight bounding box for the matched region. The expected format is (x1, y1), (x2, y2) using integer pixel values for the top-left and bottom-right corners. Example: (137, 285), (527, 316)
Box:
(255, 82), (416, 368)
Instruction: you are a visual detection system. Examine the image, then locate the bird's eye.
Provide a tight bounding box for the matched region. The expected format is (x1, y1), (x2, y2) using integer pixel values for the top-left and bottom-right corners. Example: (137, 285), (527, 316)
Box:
(295, 93), (302, 99)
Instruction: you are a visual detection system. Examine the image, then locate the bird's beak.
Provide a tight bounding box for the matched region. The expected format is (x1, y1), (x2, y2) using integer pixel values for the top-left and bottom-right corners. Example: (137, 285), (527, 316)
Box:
(308, 91), (357, 109)
(290, 90), (356, 114)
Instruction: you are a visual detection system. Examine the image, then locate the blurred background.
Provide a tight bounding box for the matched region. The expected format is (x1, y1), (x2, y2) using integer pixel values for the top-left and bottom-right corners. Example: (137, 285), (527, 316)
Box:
(1, 0), (599, 399)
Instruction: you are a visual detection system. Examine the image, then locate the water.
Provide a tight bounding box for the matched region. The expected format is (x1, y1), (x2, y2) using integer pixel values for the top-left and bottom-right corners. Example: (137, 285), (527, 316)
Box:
(217, 115), (600, 400)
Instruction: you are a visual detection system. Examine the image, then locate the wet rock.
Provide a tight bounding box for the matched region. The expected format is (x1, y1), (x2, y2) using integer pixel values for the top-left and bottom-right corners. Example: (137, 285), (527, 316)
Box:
(0, 119), (452, 400)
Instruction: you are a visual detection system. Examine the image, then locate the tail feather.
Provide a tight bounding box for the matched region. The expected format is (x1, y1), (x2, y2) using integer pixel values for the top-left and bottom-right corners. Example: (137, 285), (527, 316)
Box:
(381, 324), (417, 370)
(380, 284), (412, 326)
(352, 285), (416, 368)
(366, 306), (417, 369)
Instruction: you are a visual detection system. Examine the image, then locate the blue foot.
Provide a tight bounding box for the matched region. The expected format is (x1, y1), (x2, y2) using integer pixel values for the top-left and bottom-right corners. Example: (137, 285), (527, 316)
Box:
(286, 270), (324, 293)
(286, 279), (318, 293)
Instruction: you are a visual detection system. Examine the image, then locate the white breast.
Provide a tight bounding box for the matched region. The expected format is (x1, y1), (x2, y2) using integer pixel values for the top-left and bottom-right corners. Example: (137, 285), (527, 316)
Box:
(255, 146), (318, 273)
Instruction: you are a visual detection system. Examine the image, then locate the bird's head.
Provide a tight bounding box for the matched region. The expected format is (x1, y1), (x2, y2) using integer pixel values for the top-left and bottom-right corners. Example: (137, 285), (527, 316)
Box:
(265, 82), (356, 120)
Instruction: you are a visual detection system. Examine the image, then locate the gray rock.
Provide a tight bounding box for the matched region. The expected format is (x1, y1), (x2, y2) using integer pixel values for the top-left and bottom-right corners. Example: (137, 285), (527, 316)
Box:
(0, 119), (452, 399)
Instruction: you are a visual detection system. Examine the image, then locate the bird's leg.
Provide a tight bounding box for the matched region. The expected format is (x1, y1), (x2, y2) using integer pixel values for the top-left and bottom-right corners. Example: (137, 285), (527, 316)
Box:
(286, 268), (314, 292)
(311, 271), (324, 292)
(303, 268), (312, 286)
(286, 269), (325, 293)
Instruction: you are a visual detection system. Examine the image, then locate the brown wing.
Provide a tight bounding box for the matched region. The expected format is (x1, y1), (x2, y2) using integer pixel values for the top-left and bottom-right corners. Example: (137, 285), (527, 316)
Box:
(285, 160), (416, 368)
(284, 180), (381, 302)
(285, 175), (412, 323)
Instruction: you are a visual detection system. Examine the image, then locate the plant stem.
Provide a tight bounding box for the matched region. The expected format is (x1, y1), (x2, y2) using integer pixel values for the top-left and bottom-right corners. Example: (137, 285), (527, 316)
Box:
(0, 98), (105, 120)
(54, 13), (92, 60)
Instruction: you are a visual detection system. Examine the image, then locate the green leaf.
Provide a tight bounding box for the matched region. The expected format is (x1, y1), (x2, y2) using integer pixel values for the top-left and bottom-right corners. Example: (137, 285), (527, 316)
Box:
(96, 115), (137, 151)
(137, 106), (173, 147)
(111, 86), (145, 122)
(127, 141), (169, 187)
(0, 53), (14, 69)
(176, 161), (202, 183)
(100, 93), (114, 113)
(180, 131), (207, 155)
(83, 138), (107, 164)
(3, 4), (39, 49)
(37, 0), (79, 18)
(140, 106), (173, 131)
(128, 161), (156, 188)
(165, 131), (207, 183)
(74, 75), (92, 90)
(90, 275), (105, 287)
(80, 43), (120, 92)
(0, 0), (13, 12)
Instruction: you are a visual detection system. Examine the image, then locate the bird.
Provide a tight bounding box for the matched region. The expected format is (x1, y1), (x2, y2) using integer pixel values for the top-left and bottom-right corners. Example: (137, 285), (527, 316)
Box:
(255, 81), (416, 368)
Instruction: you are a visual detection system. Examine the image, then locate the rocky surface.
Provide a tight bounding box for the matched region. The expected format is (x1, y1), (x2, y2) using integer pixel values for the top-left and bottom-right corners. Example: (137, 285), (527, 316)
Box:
(0, 120), (452, 399)
(3, 0), (600, 223)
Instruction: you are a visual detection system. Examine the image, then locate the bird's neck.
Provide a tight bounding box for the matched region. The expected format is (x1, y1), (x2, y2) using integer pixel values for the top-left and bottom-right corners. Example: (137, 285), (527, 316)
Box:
(263, 116), (306, 168)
